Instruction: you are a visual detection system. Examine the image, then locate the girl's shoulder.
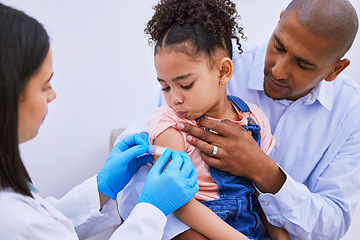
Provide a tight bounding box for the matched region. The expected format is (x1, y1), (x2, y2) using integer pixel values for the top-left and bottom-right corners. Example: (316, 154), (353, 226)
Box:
(149, 105), (195, 145)
(245, 102), (275, 154)
(151, 105), (195, 125)
(244, 102), (268, 125)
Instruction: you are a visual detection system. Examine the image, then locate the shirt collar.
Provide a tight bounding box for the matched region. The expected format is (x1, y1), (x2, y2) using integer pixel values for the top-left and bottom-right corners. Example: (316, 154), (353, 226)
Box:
(316, 80), (334, 111)
(27, 180), (40, 194)
(290, 80), (334, 110)
(247, 44), (267, 91)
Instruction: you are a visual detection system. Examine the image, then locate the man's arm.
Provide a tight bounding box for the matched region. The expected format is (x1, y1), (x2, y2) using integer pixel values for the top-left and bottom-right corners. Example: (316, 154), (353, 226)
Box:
(176, 118), (360, 239)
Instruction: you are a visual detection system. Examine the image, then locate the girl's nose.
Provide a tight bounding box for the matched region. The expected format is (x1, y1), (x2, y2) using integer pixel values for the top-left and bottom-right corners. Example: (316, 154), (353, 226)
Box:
(171, 90), (184, 105)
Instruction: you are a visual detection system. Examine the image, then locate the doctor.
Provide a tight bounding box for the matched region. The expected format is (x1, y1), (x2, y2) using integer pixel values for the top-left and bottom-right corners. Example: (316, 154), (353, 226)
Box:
(0, 3), (198, 240)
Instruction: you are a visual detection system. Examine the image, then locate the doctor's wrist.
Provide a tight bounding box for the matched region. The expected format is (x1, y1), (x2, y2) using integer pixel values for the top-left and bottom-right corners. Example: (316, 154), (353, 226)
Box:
(99, 191), (111, 211)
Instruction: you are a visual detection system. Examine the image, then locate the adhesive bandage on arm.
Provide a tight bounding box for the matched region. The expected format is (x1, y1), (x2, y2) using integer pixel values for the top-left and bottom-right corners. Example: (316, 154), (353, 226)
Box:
(147, 145), (167, 156)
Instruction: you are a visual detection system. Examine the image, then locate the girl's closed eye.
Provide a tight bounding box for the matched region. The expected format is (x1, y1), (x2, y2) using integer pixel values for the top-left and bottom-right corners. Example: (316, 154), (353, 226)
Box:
(161, 86), (170, 91)
(181, 82), (194, 89)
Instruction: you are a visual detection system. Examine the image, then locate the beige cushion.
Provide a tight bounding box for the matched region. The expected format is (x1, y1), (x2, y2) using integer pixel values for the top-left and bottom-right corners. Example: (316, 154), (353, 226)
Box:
(109, 128), (125, 151)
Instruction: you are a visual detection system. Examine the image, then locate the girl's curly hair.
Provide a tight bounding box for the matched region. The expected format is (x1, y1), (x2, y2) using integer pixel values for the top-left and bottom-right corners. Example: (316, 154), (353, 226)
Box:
(145, 0), (245, 60)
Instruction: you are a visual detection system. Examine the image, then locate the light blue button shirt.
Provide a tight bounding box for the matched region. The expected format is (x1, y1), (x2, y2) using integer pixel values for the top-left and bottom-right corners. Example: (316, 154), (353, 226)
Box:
(119, 42), (360, 240)
(227, 42), (360, 239)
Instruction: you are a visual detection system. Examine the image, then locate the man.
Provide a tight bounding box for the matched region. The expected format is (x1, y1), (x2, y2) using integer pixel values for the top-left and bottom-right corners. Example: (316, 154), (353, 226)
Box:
(118, 0), (359, 239)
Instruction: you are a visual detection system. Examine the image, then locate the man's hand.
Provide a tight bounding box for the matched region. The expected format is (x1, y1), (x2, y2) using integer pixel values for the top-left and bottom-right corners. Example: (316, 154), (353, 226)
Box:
(176, 118), (286, 194)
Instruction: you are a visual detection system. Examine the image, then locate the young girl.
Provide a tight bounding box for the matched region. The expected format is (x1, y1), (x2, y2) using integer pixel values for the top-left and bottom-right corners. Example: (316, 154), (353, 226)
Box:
(146, 0), (290, 239)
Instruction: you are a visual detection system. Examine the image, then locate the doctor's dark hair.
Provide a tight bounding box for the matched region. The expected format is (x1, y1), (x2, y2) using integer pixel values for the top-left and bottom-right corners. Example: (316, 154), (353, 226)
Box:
(0, 3), (50, 197)
(145, 0), (245, 63)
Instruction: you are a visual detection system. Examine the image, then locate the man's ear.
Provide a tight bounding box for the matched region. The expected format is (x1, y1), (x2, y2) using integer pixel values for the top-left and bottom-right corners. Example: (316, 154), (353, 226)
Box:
(278, 10), (285, 23)
(325, 58), (350, 82)
(280, 10), (285, 20)
(218, 57), (234, 85)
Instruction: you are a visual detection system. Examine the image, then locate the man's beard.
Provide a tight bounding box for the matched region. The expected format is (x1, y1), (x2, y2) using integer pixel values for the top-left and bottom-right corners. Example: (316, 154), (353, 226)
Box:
(263, 81), (287, 101)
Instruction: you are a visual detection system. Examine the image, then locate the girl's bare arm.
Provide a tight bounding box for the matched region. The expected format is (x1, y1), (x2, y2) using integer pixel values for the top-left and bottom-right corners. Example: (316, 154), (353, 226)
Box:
(259, 206), (290, 240)
(174, 198), (249, 240)
(153, 127), (249, 240)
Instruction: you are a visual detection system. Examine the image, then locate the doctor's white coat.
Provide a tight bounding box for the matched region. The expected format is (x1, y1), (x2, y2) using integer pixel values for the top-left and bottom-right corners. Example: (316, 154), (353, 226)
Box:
(0, 176), (167, 239)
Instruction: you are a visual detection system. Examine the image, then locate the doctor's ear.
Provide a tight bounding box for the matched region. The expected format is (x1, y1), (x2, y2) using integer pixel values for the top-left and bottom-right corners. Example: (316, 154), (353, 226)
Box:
(218, 57), (234, 85)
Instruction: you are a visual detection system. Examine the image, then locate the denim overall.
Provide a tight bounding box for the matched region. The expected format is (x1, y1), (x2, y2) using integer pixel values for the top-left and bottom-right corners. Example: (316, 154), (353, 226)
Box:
(200, 95), (269, 240)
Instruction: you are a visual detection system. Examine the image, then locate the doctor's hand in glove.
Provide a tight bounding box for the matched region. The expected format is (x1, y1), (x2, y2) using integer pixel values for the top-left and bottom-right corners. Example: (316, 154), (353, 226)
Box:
(97, 133), (153, 203)
(139, 149), (199, 216)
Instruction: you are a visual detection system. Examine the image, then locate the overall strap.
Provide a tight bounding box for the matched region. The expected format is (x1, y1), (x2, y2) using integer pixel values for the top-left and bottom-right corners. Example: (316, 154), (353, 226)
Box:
(227, 95), (250, 112)
(194, 95), (261, 147)
(227, 95), (261, 147)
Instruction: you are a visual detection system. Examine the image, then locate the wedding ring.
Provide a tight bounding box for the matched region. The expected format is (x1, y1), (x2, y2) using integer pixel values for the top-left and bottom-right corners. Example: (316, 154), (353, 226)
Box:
(211, 144), (218, 156)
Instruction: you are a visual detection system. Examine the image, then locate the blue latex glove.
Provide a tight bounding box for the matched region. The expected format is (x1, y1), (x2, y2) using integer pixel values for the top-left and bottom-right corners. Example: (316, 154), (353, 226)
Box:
(138, 149), (199, 216)
(97, 133), (153, 200)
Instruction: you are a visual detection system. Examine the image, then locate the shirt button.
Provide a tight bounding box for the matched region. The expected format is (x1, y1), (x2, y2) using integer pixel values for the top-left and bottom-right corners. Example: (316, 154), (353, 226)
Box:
(262, 201), (270, 206)
(275, 142), (280, 148)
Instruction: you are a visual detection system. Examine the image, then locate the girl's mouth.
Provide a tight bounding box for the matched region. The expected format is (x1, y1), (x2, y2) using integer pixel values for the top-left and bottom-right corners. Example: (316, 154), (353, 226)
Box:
(176, 111), (188, 119)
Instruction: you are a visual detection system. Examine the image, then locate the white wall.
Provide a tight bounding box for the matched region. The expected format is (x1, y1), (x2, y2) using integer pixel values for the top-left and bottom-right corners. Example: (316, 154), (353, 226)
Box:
(2, 0), (359, 239)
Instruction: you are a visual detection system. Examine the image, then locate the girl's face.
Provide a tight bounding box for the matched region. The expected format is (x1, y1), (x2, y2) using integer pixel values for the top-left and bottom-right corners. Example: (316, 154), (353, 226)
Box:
(18, 47), (56, 144)
(154, 47), (224, 120)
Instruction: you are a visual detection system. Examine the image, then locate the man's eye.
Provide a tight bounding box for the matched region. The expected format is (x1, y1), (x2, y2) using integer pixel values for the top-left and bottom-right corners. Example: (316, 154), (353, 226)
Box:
(274, 42), (285, 52)
(181, 82), (194, 89)
(273, 38), (285, 52)
(297, 60), (311, 70)
(161, 86), (170, 91)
